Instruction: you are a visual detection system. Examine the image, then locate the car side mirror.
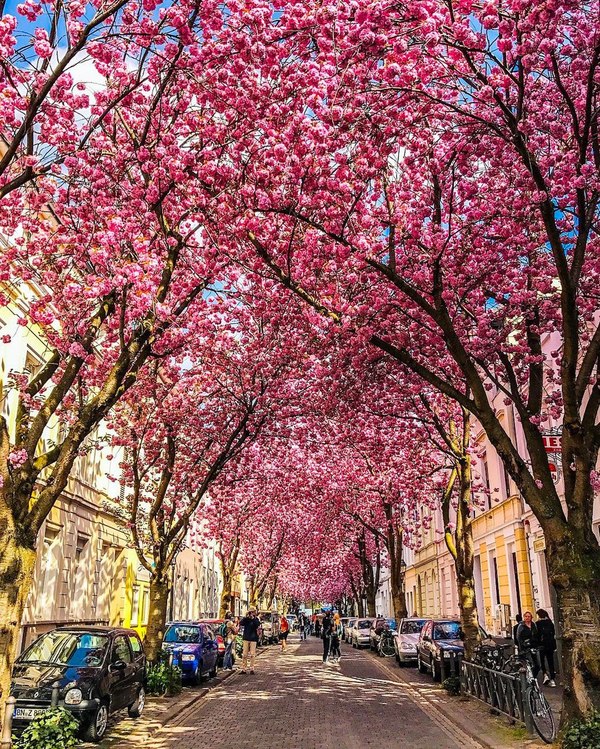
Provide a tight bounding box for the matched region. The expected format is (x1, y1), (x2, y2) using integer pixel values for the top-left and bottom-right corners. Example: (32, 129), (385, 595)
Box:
(111, 660), (127, 671)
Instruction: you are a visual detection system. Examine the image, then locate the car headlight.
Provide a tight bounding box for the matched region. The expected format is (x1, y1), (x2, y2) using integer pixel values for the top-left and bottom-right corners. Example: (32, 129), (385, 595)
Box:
(181, 654), (196, 662)
(64, 688), (83, 705)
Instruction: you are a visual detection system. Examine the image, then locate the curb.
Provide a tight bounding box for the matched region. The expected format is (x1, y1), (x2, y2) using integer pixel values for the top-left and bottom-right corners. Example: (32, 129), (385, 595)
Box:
(106, 663), (237, 749)
(365, 651), (487, 749)
(108, 644), (271, 748)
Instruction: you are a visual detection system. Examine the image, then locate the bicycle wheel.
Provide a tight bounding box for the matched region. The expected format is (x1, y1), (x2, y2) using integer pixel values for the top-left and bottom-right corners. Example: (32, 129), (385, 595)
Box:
(381, 640), (395, 657)
(528, 686), (556, 744)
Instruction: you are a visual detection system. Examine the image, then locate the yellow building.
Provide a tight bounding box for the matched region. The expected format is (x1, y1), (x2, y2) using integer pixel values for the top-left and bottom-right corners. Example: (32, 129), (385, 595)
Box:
(401, 404), (539, 637)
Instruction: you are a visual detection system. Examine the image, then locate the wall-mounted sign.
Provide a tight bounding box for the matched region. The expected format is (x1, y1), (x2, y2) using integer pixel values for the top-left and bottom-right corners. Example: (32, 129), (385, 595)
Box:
(542, 428), (562, 484)
(533, 536), (546, 553)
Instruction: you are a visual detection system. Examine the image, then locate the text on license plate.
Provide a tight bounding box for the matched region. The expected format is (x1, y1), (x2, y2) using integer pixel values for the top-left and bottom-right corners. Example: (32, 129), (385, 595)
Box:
(14, 708), (45, 720)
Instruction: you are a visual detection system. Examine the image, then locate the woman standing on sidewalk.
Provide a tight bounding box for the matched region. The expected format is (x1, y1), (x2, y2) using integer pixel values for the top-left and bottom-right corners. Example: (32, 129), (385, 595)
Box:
(222, 614), (238, 671)
(330, 613), (343, 662)
(536, 609), (557, 687)
(279, 615), (290, 652)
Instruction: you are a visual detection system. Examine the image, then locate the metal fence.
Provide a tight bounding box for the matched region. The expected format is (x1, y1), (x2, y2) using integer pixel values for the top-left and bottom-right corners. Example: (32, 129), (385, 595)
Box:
(459, 658), (535, 735)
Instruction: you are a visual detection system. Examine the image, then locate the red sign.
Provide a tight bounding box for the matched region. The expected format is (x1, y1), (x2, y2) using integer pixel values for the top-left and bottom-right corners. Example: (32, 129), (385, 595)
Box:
(542, 435), (561, 453)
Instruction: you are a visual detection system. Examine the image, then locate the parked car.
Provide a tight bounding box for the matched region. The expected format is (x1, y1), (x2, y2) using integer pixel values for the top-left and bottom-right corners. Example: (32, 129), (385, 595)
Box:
(10, 626), (146, 742)
(344, 618), (356, 642)
(351, 618), (375, 648)
(162, 622), (219, 684)
(199, 618), (226, 665)
(258, 611), (280, 644)
(369, 618), (397, 651)
(417, 619), (494, 681)
(393, 618), (427, 665)
(286, 614), (298, 631)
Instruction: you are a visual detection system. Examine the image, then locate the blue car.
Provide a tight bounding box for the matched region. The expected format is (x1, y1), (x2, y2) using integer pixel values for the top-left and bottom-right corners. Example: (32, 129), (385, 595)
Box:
(161, 622), (219, 684)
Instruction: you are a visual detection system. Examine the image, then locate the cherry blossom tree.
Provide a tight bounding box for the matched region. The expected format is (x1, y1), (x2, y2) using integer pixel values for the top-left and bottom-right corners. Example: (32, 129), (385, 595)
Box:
(0, 0), (258, 703)
(217, 0), (600, 716)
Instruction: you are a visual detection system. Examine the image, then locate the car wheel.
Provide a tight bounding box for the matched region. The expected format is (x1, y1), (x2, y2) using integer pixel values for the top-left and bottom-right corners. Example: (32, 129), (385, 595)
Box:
(83, 701), (109, 742)
(417, 654), (427, 674)
(432, 659), (441, 682)
(190, 664), (201, 685)
(128, 686), (145, 719)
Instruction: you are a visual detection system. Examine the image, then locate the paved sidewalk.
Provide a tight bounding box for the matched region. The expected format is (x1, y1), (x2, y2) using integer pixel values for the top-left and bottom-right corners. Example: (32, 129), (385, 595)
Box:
(139, 635), (486, 749)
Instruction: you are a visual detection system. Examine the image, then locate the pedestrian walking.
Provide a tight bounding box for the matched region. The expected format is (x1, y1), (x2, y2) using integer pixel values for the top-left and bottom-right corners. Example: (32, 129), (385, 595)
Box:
(322, 610), (333, 663)
(222, 613), (238, 671)
(279, 614), (290, 652)
(516, 610), (541, 678)
(315, 616), (322, 638)
(239, 608), (261, 674)
(536, 609), (557, 687)
(330, 613), (342, 662)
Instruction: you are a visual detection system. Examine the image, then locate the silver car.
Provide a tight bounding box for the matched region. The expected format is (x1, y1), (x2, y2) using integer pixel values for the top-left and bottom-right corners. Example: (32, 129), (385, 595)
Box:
(352, 618), (375, 648)
(344, 618), (356, 642)
(393, 618), (426, 665)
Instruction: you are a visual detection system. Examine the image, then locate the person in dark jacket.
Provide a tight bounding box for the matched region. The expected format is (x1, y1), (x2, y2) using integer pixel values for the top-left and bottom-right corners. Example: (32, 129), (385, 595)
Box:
(512, 613), (522, 646)
(516, 611), (541, 678)
(536, 609), (557, 686)
(239, 609), (261, 674)
(321, 611), (333, 663)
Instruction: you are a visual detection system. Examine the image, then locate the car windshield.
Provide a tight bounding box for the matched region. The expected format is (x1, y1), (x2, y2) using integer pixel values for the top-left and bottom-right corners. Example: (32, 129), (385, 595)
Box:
(164, 625), (202, 643)
(20, 631), (108, 668)
(385, 619), (397, 630)
(358, 620), (372, 629)
(433, 622), (461, 640)
(401, 620), (426, 634)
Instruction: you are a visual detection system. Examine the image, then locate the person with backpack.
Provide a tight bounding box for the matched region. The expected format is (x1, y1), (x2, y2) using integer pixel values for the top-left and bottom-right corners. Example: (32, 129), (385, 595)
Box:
(279, 614), (290, 652)
(516, 610), (541, 678)
(321, 611), (333, 663)
(330, 613), (343, 662)
(536, 609), (557, 687)
(222, 613), (238, 671)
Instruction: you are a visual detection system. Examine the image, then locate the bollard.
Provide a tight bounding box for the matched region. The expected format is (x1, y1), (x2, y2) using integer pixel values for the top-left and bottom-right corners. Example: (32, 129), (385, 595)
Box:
(0, 696), (16, 749)
(51, 681), (60, 708)
(519, 671), (535, 735)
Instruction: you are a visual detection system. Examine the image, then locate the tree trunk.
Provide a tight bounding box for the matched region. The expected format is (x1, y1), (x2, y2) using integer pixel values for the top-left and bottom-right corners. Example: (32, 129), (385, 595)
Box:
(386, 519), (407, 621)
(548, 534), (600, 717)
(366, 587), (376, 617)
(219, 578), (233, 619)
(144, 575), (170, 663)
(0, 532), (36, 717)
(454, 456), (480, 659)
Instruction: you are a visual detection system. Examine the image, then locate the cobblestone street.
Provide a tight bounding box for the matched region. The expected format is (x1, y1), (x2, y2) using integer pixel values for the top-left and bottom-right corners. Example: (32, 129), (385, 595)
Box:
(133, 635), (484, 749)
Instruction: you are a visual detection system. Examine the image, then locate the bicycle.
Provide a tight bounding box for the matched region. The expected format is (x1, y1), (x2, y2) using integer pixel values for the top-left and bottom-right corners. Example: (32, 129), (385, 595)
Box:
(378, 629), (396, 657)
(502, 650), (556, 744)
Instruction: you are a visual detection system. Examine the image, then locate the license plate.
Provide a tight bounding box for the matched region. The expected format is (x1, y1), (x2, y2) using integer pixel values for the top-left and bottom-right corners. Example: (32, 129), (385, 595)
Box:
(14, 707), (45, 720)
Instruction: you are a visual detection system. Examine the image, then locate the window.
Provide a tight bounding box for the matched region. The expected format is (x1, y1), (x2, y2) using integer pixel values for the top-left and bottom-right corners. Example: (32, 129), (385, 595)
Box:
(130, 586), (140, 627)
(22, 631), (108, 667)
(71, 534), (90, 617)
(112, 636), (132, 664)
(24, 351), (42, 379)
(37, 526), (60, 615)
(481, 453), (491, 510)
(128, 635), (142, 654)
(490, 554), (501, 608)
(141, 589), (149, 625)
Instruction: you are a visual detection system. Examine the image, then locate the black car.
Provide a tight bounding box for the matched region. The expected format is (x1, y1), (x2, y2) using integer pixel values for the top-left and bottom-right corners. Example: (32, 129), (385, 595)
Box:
(11, 626), (146, 742)
(417, 619), (493, 681)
